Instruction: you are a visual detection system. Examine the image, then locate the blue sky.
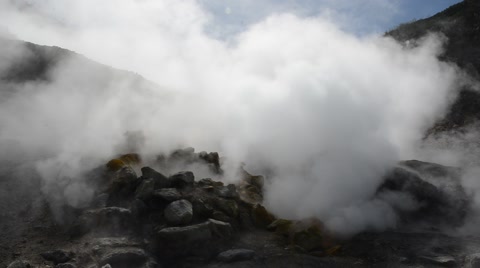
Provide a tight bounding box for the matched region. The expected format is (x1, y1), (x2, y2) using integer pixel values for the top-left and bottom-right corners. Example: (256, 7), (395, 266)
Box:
(390, 1), (462, 27)
(200, 0), (463, 37)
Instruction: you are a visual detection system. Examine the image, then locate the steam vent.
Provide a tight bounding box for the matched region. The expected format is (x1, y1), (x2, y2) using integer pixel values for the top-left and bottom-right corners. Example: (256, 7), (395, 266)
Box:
(3, 0), (480, 267)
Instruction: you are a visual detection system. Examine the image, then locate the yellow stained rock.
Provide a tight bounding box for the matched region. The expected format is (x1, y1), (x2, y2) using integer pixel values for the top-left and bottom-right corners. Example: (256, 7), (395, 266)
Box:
(106, 158), (127, 171)
(326, 245), (342, 256)
(251, 204), (275, 228)
(267, 219), (293, 236)
(106, 153), (141, 171)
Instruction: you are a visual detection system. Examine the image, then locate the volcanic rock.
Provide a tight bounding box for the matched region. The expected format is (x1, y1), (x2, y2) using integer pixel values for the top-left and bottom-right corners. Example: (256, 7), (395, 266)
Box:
(141, 167), (169, 188)
(215, 198), (239, 218)
(156, 221), (213, 249)
(169, 171), (194, 188)
(267, 219), (294, 235)
(7, 260), (31, 268)
(91, 193), (109, 209)
(55, 263), (77, 268)
(251, 204), (275, 228)
(466, 253), (480, 268)
(209, 218), (233, 238)
(135, 178), (155, 200)
(74, 207), (134, 235)
(198, 178), (224, 187)
(40, 249), (74, 265)
(292, 226), (324, 252)
(156, 219), (232, 248)
(212, 211), (231, 222)
(98, 248), (148, 267)
(216, 184), (239, 199)
(378, 164), (468, 227)
(164, 199), (193, 225)
(191, 198), (214, 219)
(217, 249), (255, 263)
(152, 188), (182, 202)
(108, 166), (138, 194)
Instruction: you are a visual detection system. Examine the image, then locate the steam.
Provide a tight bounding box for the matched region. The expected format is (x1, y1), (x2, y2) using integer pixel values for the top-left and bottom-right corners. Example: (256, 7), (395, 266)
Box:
(0, 0), (463, 234)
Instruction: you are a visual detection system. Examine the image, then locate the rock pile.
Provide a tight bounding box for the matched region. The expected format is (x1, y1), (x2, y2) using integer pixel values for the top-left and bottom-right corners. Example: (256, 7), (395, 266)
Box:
(7, 148), (289, 267)
(8, 147), (470, 267)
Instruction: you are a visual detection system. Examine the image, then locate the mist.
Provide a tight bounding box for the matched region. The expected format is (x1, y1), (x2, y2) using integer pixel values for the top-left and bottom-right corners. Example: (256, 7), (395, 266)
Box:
(0, 0), (464, 234)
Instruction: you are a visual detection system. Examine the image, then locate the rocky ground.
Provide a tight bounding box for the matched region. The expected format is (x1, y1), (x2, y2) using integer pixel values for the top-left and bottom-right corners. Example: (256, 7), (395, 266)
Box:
(3, 148), (480, 268)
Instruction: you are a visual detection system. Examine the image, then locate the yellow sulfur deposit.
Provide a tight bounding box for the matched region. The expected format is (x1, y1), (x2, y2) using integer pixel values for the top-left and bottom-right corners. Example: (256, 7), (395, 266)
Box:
(106, 153), (141, 171)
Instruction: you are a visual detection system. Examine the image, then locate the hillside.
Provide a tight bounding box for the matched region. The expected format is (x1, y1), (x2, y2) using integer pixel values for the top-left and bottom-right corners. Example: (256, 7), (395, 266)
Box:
(387, 0), (480, 132)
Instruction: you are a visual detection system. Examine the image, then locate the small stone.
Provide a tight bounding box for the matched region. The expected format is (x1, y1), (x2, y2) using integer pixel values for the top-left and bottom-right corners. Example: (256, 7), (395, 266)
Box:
(108, 167), (138, 195)
(217, 249), (255, 263)
(199, 152), (221, 173)
(164, 199), (193, 225)
(267, 219), (293, 235)
(99, 248), (147, 267)
(217, 184), (239, 199)
(55, 263), (77, 268)
(192, 199), (214, 219)
(198, 178), (223, 187)
(152, 188), (182, 202)
(208, 219), (233, 238)
(215, 199), (239, 217)
(90, 237), (143, 257)
(156, 221), (212, 246)
(135, 178), (155, 200)
(141, 167), (170, 188)
(7, 260), (31, 268)
(212, 210), (231, 222)
(169, 171), (194, 188)
(292, 227), (323, 252)
(40, 249), (74, 265)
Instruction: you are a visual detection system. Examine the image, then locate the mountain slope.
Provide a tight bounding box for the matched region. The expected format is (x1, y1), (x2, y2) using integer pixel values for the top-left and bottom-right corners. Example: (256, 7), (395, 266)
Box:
(387, 0), (480, 132)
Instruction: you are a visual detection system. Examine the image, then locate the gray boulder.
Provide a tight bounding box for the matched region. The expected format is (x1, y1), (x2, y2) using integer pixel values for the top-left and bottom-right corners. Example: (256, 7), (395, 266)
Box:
(191, 198), (214, 219)
(156, 219), (232, 247)
(164, 199), (193, 225)
(169, 171), (194, 188)
(141, 167), (170, 188)
(378, 164), (468, 227)
(215, 198), (239, 218)
(153, 188), (182, 202)
(209, 219), (233, 238)
(98, 248), (148, 267)
(135, 178), (155, 200)
(108, 166), (138, 195)
(156, 221), (212, 247)
(55, 263), (77, 268)
(216, 184), (239, 199)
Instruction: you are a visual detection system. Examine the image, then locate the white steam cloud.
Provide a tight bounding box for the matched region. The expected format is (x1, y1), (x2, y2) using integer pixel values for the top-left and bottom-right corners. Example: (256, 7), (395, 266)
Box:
(0, 0), (463, 234)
